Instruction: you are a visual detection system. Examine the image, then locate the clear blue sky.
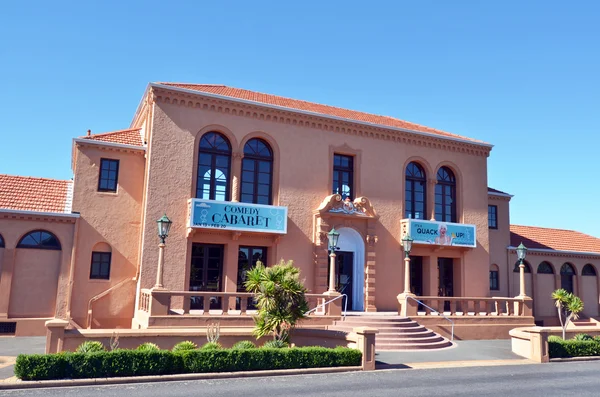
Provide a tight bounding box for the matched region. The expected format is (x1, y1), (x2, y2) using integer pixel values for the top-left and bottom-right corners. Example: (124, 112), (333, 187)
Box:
(1, 1), (599, 237)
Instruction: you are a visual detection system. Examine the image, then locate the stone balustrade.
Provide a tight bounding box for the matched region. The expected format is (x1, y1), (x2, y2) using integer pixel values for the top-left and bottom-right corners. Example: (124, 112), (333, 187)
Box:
(138, 289), (336, 317)
(398, 295), (533, 317)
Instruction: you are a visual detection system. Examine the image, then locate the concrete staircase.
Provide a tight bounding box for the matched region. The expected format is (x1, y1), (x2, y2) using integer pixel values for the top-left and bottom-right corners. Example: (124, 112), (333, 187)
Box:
(328, 314), (453, 351)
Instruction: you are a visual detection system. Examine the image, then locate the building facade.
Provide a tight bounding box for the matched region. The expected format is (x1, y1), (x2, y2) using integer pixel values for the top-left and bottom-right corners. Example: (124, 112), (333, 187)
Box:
(0, 83), (598, 335)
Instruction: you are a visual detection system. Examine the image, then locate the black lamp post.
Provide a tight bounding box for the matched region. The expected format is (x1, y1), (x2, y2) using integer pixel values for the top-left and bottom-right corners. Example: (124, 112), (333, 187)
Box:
(154, 214), (172, 289)
(327, 228), (340, 293)
(402, 234), (414, 293)
(516, 243), (528, 297)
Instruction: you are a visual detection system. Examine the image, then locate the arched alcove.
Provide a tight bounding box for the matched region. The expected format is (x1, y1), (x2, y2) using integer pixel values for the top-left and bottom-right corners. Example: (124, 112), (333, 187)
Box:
(336, 227), (365, 311)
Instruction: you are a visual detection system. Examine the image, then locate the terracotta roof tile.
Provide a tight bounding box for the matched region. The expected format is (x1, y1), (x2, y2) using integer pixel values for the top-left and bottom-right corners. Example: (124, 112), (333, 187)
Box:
(157, 83), (487, 145)
(80, 128), (143, 147)
(510, 225), (600, 254)
(0, 174), (72, 214)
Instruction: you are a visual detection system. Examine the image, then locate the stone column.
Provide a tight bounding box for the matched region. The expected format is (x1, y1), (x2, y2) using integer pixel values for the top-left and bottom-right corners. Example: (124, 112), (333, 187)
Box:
(231, 152), (242, 202)
(153, 243), (166, 290)
(354, 327), (378, 371)
(0, 248), (15, 318)
(518, 261), (526, 297)
(45, 319), (69, 354)
(427, 178), (437, 220)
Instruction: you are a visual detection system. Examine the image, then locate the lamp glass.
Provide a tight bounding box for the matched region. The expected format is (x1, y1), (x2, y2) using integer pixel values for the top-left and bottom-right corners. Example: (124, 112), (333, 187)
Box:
(516, 242), (527, 261)
(327, 228), (340, 250)
(402, 235), (413, 253)
(157, 214), (172, 240)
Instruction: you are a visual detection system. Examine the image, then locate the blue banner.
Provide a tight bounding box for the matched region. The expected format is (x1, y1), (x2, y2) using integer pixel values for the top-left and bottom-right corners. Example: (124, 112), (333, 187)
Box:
(407, 219), (476, 248)
(190, 199), (287, 234)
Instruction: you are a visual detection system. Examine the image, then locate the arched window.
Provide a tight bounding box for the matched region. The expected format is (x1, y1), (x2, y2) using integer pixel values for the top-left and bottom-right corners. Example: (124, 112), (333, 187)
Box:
(405, 162), (427, 220)
(582, 264), (597, 276)
(560, 263), (576, 293)
(17, 230), (61, 250)
(537, 262), (554, 274)
(513, 260), (531, 273)
(197, 132), (231, 201)
(435, 166), (456, 222)
(490, 264), (499, 291)
(241, 138), (273, 205)
(0, 233), (4, 248)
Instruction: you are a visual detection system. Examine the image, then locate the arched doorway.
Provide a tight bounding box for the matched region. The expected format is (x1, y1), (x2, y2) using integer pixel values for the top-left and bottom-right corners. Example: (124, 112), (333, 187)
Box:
(560, 263), (576, 293)
(336, 227), (365, 311)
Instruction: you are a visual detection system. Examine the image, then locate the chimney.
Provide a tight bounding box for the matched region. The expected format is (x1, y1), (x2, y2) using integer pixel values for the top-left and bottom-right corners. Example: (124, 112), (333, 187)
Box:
(87, 129), (91, 136)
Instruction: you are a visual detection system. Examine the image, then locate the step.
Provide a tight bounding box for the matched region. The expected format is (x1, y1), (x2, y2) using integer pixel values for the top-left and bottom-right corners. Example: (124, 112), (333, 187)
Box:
(377, 340), (453, 351)
(329, 326), (431, 336)
(334, 320), (421, 328)
(376, 335), (442, 344)
(339, 316), (412, 323)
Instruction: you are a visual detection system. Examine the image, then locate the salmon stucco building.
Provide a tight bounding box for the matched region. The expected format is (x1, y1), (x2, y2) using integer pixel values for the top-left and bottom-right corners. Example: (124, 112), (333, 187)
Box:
(1, 82), (599, 338)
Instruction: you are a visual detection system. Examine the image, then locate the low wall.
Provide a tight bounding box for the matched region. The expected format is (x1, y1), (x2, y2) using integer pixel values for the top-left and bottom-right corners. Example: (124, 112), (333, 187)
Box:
(414, 316), (535, 340)
(44, 319), (378, 370)
(510, 325), (600, 363)
(136, 313), (338, 329)
(0, 318), (52, 336)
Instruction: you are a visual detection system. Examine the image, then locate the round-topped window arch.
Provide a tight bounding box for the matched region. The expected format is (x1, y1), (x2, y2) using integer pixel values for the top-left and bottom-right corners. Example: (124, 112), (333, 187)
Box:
(435, 166), (457, 223)
(196, 131), (232, 201)
(405, 162), (427, 220)
(240, 138), (273, 205)
(17, 230), (61, 250)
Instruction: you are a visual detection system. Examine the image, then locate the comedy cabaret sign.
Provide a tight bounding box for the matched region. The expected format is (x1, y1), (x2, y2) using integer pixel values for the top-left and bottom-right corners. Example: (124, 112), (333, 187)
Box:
(190, 199), (287, 234)
(405, 219), (476, 248)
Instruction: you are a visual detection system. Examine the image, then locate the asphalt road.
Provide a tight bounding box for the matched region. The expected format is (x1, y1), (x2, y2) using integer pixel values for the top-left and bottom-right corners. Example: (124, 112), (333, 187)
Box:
(4, 361), (600, 397)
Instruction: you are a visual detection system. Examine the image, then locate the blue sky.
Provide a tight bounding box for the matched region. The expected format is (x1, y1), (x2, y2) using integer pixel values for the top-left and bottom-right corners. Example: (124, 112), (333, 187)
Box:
(1, 1), (598, 237)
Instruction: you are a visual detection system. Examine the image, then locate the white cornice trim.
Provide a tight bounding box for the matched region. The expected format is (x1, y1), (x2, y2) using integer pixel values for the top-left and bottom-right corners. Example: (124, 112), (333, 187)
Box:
(149, 83), (494, 149)
(488, 191), (513, 198)
(73, 138), (146, 152)
(507, 246), (600, 258)
(0, 208), (80, 219)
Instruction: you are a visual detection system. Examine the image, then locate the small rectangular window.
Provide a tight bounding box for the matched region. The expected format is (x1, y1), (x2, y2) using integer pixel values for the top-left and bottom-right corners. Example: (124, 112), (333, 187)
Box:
(490, 270), (499, 290)
(488, 205), (498, 229)
(90, 252), (111, 280)
(333, 154), (354, 200)
(98, 159), (119, 192)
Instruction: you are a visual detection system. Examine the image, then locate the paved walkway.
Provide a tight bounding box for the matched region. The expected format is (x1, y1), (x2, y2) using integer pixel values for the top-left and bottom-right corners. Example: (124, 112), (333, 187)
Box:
(0, 337), (45, 380)
(376, 339), (524, 368)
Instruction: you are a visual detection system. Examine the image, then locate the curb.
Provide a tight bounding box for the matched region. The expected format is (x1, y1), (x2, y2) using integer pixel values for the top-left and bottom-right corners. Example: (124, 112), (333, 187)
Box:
(376, 359), (535, 370)
(550, 356), (600, 363)
(0, 366), (362, 390)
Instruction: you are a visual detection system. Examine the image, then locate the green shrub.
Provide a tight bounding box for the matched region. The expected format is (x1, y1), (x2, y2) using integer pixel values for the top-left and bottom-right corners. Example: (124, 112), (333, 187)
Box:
(14, 347), (362, 380)
(136, 342), (160, 352)
(593, 335), (600, 343)
(172, 341), (198, 352)
(201, 342), (222, 350)
(549, 339), (600, 358)
(548, 335), (563, 343)
(232, 340), (256, 349)
(262, 340), (289, 349)
(573, 333), (593, 341)
(76, 341), (105, 354)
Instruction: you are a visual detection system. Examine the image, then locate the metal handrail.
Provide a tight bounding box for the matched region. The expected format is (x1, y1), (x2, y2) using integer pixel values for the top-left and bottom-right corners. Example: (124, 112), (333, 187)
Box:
(406, 295), (454, 341)
(305, 293), (348, 320)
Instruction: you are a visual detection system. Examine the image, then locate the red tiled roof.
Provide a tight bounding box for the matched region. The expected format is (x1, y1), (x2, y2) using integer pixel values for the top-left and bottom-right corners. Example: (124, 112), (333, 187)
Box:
(510, 225), (600, 254)
(0, 174), (72, 214)
(80, 128), (143, 147)
(157, 83), (487, 145)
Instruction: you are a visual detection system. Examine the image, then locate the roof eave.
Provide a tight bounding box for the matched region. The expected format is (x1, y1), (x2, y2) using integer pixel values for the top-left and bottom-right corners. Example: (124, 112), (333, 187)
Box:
(488, 191), (514, 198)
(73, 138), (146, 152)
(0, 208), (80, 219)
(507, 246), (600, 257)
(149, 83), (494, 149)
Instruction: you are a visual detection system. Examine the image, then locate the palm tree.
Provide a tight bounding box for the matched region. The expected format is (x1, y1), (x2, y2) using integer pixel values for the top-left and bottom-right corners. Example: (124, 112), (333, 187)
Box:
(244, 259), (309, 342)
(552, 288), (584, 339)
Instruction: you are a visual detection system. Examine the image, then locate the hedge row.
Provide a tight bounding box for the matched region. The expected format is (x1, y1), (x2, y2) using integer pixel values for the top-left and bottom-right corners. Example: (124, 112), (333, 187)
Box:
(548, 339), (600, 358)
(14, 347), (362, 380)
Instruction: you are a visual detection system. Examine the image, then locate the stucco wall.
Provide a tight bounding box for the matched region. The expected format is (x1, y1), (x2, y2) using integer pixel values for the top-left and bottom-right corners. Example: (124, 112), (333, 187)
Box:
(0, 217), (75, 320)
(137, 92), (491, 312)
(488, 195), (511, 297)
(70, 144), (145, 327)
